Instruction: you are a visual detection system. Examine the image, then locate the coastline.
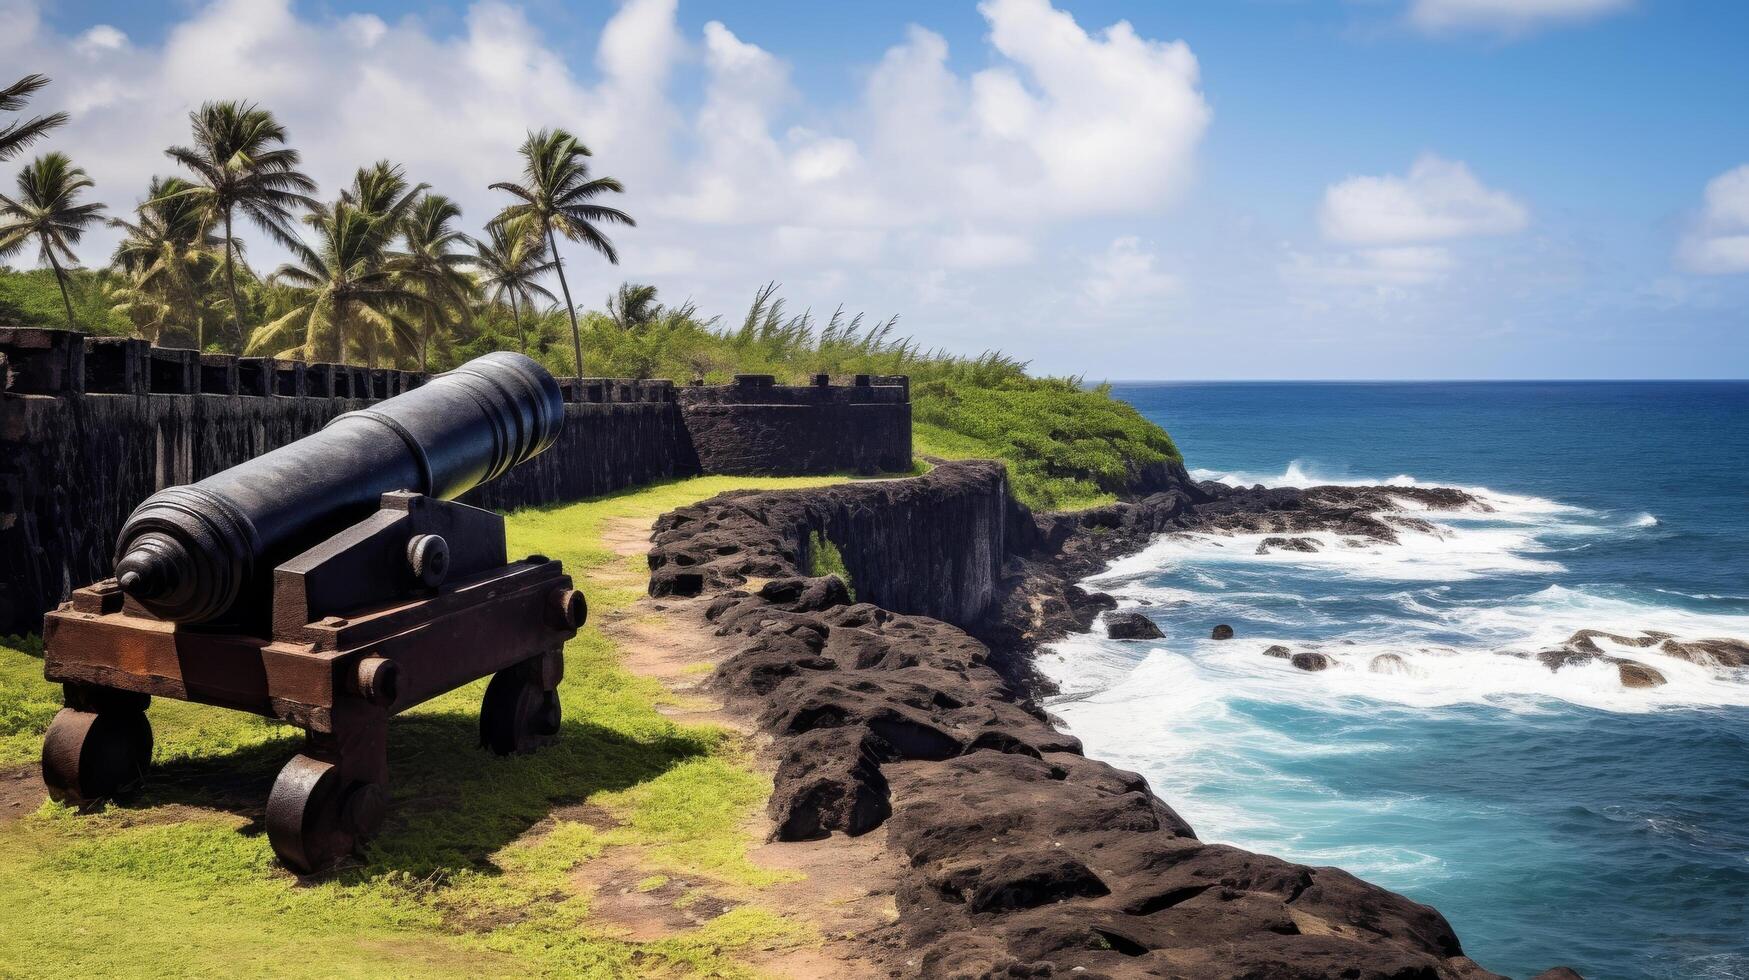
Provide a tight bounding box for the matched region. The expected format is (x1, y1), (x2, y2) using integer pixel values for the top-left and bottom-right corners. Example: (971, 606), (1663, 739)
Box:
(642, 460), (1582, 978)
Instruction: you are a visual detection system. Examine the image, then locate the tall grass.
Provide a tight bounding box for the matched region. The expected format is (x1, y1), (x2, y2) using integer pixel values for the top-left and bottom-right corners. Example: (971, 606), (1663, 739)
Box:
(452, 283), (1180, 509)
(0, 267), (131, 335)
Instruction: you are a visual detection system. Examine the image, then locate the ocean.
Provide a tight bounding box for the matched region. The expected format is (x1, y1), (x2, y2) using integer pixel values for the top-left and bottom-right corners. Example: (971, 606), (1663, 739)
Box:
(1037, 381), (1749, 980)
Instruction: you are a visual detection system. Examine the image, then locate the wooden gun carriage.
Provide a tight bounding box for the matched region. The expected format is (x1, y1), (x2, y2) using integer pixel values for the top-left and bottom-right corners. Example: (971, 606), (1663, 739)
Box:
(37, 353), (584, 873)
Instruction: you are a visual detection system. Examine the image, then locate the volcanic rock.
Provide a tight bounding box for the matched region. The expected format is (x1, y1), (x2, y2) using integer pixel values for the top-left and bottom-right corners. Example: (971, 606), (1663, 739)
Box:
(1537, 647), (1667, 689)
(1370, 653), (1408, 674)
(768, 727), (891, 840)
(1211, 624), (1235, 640)
(1106, 612), (1164, 640)
(1292, 652), (1332, 672)
(1256, 535), (1322, 555)
(642, 461), (1579, 978)
(1263, 644), (1292, 658)
(1616, 660), (1667, 688)
(1660, 637), (1749, 668)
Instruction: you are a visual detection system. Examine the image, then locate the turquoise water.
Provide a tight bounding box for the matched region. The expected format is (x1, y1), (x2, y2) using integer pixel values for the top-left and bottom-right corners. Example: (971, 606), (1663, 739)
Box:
(1037, 382), (1749, 980)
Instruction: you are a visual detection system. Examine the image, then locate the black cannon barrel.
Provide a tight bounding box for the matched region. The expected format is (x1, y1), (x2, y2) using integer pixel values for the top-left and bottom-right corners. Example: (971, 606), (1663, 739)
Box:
(113, 352), (564, 624)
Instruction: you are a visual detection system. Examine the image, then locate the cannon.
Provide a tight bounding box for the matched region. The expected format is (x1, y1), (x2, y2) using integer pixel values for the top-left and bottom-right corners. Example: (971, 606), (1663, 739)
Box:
(38, 352), (587, 873)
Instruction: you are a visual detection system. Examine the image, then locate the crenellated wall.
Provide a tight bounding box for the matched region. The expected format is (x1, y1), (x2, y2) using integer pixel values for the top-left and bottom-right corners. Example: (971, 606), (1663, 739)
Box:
(0, 326), (910, 636)
(678, 373), (912, 477)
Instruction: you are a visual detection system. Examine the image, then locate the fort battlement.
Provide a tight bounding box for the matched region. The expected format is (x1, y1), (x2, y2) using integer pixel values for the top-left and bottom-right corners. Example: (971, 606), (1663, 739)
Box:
(0, 326), (910, 635)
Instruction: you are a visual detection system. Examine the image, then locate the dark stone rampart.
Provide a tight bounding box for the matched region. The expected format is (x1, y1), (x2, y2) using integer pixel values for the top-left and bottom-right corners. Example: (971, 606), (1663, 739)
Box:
(677, 374), (911, 475)
(649, 460), (1008, 626)
(0, 326), (910, 635)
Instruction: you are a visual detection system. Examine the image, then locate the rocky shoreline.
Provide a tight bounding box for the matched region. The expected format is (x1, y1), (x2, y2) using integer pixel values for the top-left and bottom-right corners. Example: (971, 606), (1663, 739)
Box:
(984, 468), (1744, 694)
(646, 461), (1582, 978)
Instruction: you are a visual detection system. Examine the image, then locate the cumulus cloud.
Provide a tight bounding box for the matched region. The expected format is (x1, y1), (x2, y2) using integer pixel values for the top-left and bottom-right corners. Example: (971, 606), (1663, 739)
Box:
(5, 0), (1211, 368)
(1679, 164), (1749, 275)
(1321, 154), (1527, 246)
(1406, 0), (1632, 36)
(1083, 236), (1177, 306)
(1290, 155), (1523, 294)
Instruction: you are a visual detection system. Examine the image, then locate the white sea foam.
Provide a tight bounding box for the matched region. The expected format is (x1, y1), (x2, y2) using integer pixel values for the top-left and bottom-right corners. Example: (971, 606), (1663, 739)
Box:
(1047, 457), (1748, 920)
(1050, 467), (1749, 717)
(1189, 460), (1418, 489)
(1191, 459), (1592, 521)
(1095, 526), (1564, 584)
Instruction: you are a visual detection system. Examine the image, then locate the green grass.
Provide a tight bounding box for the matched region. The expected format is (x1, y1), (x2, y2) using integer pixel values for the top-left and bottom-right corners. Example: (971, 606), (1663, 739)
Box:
(0, 267), (132, 336)
(912, 379), (1178, 510)
(0, 473), (840, 979)
(806, 531), (855, 601)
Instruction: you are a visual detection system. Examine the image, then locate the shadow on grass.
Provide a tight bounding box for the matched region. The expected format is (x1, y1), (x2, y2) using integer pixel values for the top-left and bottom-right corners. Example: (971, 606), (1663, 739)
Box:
(128, 708), (706, 879)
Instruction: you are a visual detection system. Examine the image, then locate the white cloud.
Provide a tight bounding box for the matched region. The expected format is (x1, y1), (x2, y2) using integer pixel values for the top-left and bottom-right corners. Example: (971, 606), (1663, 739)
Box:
(1083, 236), (1177, 306)
(937, 229), (1034, 270)
(7, 0), (1214, 371)
(1407, 0), (1632, 36)
(1321, 154), (1527, 246)
(73, 25), (127, 57)
(969, 0), (1211, 212)
(1292, 155), (1523, 294)
(1284, 245), (1455, 288)
(1679, 164), (1749, 275)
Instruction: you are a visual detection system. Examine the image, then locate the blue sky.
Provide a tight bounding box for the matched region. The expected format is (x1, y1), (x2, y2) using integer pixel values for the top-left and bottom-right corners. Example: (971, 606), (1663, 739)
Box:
(12, 0), (1749, 378)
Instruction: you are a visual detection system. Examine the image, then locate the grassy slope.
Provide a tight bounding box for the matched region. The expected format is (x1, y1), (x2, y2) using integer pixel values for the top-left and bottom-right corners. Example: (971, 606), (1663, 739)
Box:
(0, 474), (840, 979)
(0, 268), (132, 336)
(912, 380), (1180, 511)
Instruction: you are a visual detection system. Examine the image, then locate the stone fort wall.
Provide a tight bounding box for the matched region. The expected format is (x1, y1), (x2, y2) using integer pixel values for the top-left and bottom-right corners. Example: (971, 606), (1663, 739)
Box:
(0, 326), (910, 635)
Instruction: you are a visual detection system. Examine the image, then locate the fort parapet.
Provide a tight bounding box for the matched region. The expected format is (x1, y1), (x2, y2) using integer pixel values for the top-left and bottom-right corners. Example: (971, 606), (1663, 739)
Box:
(0, 326), (910, 635)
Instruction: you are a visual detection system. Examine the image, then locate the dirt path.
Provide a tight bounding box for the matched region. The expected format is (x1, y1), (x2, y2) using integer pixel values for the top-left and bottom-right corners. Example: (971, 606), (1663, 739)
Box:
(590, 516), (902, 978)
(0, 764), (43, 827)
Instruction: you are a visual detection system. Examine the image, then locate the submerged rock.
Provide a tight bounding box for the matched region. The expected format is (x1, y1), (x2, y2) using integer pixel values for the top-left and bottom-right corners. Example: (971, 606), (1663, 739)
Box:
(1370, 653), (1408, 674)
(1291, 652), (1331, 672)
(1556, 629), (1747, 669)
(1616, 660), (1667, 688)
(1262, 644), (1292, 658)
(1211, 624), (1235, 640)
(1536, 647), (1667, 689)
(1255, 535), (1322, 555)
(1660, 637), (1749, 667)
(1105, 612), (1164, 641)
(1567, 628), (1659, 653)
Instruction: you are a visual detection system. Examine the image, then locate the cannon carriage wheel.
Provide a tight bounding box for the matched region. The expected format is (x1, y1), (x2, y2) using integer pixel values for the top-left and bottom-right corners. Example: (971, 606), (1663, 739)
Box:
(41, 686), (154, 805)
(480, 650), (564, 756)
(266, 755), (387, 875)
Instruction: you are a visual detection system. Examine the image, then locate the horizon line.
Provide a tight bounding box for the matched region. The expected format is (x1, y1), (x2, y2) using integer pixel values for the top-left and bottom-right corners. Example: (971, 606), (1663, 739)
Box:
(1093, 377), (1749, 384)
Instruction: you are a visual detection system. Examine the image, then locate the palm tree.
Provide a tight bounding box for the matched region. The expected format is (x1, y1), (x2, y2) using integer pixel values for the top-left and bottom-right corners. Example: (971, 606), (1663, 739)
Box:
(607, 282), (661, 331)
(472, 214), (556, 353)
(490, 128), (634, 381)
(342, 160), (425, 223)
(164, 101), (317, 345)
(393, 193), (477, 371)
(246, 198), (432, 365)
(0, 74), (68, 162)
(107, 176), (226, 347)
(0, 153), (106, 328)
(338, 161), (427, 368)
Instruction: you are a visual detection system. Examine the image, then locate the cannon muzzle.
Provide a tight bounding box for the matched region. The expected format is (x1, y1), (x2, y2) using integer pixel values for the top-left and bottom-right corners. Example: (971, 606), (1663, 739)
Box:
(115, 351), (563, 624)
